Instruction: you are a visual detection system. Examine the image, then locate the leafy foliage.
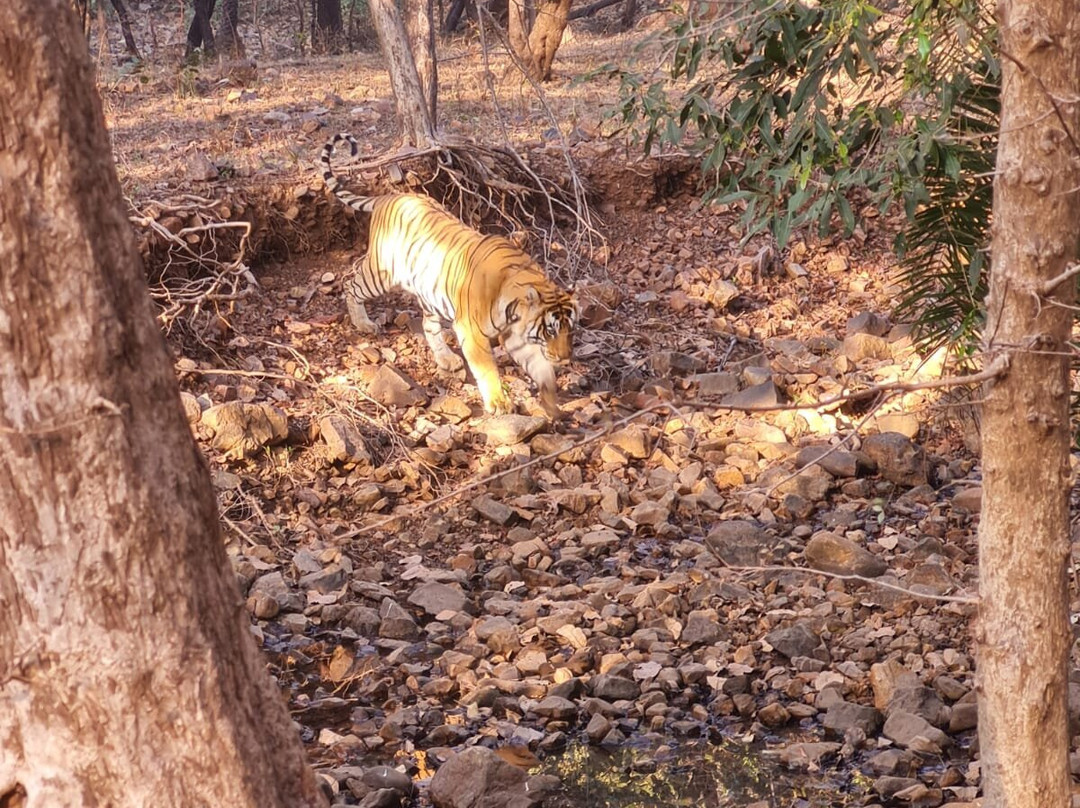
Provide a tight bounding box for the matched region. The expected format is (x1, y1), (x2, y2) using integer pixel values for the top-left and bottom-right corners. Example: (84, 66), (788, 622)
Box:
(603, 0), (998, 354)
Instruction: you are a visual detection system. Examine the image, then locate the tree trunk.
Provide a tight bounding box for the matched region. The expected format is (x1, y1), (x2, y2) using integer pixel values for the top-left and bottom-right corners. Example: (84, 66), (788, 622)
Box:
(186, 0), (217, 57)
(0, 3), (326, 807)
(312, 0), (343, 52)
(369, 0), (437, 147)
(216, 0), (244, 57)
(107, 0), (141, 58)
(507, 0), (539, 78)
(525, 0), (570, 80)
(404, 0), (438, 123)
(619, 0), (636, 30)
(975, 0), (1080, 804)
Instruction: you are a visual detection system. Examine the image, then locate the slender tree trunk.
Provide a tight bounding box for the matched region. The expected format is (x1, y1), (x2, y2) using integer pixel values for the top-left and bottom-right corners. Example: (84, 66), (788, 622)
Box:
(975, 0), (1080, 805)
(404, 0), (438, 123)
(107, 0), (141, 58)
(186, 0), (217, 56)
(216, 0), (244, 56)
(369, 0), (437, 147)
(525, 0), (570, 80)
(619, 0), (636, 30)
(312, 0), (343, 52)
(0, 3), (326, 806)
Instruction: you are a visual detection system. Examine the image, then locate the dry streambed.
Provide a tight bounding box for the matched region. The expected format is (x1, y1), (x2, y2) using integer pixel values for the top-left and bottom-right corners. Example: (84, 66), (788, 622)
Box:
(173, 213), (991, 807)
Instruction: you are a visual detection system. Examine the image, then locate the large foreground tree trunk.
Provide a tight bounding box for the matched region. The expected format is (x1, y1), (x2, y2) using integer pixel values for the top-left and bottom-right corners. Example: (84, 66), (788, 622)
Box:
(975, 0), (1080, 804)
(0, 3), (326, 806)
(369, 0), (437, 147)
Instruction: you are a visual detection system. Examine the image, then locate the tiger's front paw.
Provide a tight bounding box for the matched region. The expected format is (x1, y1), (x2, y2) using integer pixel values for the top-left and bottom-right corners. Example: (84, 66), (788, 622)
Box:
(483, 388), (515, 416)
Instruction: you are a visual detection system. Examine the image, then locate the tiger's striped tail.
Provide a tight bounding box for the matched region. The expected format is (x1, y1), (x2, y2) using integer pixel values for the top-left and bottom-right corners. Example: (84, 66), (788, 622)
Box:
(320, 132), (377, 213)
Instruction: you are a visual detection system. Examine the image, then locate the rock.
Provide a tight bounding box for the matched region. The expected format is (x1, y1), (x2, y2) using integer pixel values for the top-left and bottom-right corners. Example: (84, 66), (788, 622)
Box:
(650, 351), (707, 375)
(428, 747), (537, 808)
(870, 412), (920, 439)
(842, 332), (891, 362)
(407, 581), (468, 616)
(952, 486), (982, 511)
(320, 415), (371, 464)
(585, 712), (612, 743)
(873, 776), (924, 800)
(949, 700), (978, 732)
(359, 364), (429, 408)
(682, 610), (723, 646)
(704, 520), (772, 566)
(609, 426), (650, 458)
(869, 660), (920, 712)
(186, 150), (219, 181)
(757, 464), (833, 501)
(758, 702), (791, 728)
(180, 391), (203, 423)
(590, 674), (640, 701)
(361, 766), (415, 797)
(861, 432), (928, 487)
(531, 696), (577, 721)
(823, 700), (882, 736)
(882, 710), (951, 752)
(689, 372), (740, 397)
(794, 445), (875, 478)
(378, 598), (419, 640)
(846, 311), (892, 337)
(766, 621), (828, 661)
(201, 402), (288, 459)
(720, 380), (780, 410)
(473, 495), (516, 526)
(804, 530), (887, 577)
(863, 749), (918, 777)
(485, 415), (548, 447)
(778, 741), (841, 770)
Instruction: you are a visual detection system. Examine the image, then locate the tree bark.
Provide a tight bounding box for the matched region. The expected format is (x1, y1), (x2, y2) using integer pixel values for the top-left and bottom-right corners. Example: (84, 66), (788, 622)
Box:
(507, 0), (539, 78)
(525, 0), (570, 81)
(312, 0), (343, 53)
(0, 3), (326, 807)
(107, 0), (141, 58)
(186, 0), (217, 57)
(216, 0), (244, 57)
(975, 0), (1080, 805)
(405, 0), (439, 123)
(369, 0), (437, 147)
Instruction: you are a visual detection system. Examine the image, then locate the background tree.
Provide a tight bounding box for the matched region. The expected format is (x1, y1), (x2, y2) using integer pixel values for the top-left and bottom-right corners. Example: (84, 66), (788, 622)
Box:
(509, 0), (573, 81)
(217, 0), (244, 57)
(369, 0), (437, 146)
(975, 0), (1078, 802)
(405, 0), (438, 122)
(186, 0), (217, 57)
(313, 0), (344, 52)
(0, 2), (325, 805)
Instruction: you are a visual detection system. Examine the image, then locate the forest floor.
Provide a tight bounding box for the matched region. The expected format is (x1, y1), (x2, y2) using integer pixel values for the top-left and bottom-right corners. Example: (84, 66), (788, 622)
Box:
(96, 3), (1051, 806)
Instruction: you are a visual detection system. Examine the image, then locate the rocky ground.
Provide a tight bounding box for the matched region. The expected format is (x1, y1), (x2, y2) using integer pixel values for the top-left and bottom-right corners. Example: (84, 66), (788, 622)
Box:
(172, 193), (994, 808)
(94, 4), (1070, 806)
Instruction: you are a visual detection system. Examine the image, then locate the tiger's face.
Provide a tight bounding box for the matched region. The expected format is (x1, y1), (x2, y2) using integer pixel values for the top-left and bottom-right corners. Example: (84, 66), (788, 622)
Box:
(517, 285), (578, 365)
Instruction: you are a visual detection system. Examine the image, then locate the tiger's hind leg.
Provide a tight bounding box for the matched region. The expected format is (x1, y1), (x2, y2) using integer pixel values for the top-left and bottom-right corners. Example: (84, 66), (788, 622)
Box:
(422, 312), (466, 374)
(344, 255), (386, 335)
(455, 325), (513, 415)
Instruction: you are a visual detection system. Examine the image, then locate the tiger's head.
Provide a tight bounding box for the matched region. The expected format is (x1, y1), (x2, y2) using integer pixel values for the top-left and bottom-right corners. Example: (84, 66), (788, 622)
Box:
(508, 281), (579, 364)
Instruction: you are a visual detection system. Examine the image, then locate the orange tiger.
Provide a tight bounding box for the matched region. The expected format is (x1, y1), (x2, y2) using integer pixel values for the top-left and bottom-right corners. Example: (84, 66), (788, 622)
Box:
(320, 133), (578, 419)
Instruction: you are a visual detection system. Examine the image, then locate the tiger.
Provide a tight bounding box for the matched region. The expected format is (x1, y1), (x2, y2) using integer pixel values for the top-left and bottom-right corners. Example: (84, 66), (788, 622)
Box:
(320, 132), (578, 420)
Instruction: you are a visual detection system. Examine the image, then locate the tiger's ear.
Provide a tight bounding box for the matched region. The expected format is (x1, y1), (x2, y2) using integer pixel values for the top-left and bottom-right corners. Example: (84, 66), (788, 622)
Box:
(524, 286), (540, 306)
